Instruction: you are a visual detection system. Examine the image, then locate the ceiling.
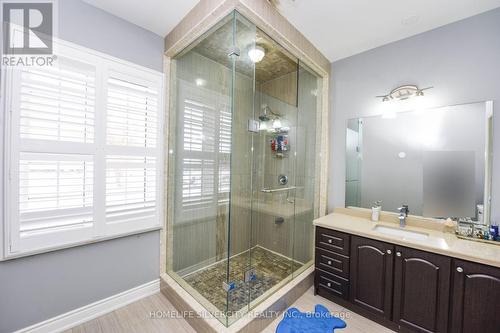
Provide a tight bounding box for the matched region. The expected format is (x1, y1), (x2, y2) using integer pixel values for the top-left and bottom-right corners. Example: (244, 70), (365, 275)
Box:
(278, 0), (500, 61)
(83, 0), (500, 61)
(192, 20), (298, 82)
(82, 0), (199, 37)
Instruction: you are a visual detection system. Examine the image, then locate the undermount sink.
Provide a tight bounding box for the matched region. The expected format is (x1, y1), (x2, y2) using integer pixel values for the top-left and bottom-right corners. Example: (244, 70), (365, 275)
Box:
(373, 225), (429, 240)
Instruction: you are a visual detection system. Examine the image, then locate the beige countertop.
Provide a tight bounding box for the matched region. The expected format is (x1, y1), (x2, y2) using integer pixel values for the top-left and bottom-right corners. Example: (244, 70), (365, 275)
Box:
(314, 211), (500, 268)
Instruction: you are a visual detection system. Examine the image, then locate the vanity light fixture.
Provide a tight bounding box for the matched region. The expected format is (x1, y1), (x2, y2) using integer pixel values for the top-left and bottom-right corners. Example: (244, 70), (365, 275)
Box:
(377, 85), (433, 102)
(248, 45), (265, 63)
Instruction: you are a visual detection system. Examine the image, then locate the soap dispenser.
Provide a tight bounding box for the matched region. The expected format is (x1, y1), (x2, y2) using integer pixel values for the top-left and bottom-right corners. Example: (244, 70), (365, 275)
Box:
(371, 201), (382, 222)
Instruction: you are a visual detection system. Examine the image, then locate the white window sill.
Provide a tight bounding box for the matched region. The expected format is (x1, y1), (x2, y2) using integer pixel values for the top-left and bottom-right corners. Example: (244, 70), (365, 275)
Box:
(0, 225), (162, 261)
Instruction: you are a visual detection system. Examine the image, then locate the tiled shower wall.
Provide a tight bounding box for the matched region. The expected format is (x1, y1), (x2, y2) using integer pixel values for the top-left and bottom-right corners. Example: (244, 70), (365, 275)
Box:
(255, 69), (318, 263)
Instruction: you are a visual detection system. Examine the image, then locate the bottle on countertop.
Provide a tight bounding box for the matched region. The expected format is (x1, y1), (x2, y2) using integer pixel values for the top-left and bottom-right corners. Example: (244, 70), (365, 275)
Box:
(371, 201), (382, 222)
(490, 225), (499, 241)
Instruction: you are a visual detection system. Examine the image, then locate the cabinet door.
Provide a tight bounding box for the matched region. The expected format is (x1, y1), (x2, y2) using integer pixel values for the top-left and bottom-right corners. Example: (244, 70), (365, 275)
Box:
(393, 246), (451, 333)
(450, 260), (500, 333)
(350, 236), (394, 321)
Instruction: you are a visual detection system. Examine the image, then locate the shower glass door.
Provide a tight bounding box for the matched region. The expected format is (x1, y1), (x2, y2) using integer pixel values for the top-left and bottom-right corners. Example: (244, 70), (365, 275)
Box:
(226, 12), (301, 323)
(292, 61), (321, 276)
(224, 12), (257, 322)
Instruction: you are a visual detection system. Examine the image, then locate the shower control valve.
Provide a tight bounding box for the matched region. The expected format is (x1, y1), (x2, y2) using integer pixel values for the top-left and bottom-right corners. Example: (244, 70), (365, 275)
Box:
(275, 216), (285, 224)
(278, 174), (288, 185)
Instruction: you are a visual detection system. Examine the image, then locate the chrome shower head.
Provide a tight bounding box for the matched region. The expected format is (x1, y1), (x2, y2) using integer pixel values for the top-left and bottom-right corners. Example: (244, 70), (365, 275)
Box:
(259, 105), (278, 122)
(259, 114), (271, 121)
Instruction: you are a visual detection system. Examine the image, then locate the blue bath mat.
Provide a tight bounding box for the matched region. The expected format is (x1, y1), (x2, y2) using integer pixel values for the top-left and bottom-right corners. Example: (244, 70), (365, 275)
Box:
(276, 304), (346, 333)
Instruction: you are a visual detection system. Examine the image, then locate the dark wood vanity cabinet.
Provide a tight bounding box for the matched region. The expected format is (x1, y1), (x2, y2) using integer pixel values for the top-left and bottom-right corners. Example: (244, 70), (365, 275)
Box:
(350, 236), (394, 321)
(450, 260), (500, 333)
(314, 227), (351, 300)
(393, 246), (451, 333)
(315, 227), (500, 333)
(315, 227), (350, 255)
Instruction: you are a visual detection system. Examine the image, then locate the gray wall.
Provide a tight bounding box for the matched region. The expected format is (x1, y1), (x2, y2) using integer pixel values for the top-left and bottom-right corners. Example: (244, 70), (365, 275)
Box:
(329, 7), (500, 224)
(0, 1), (164, 332)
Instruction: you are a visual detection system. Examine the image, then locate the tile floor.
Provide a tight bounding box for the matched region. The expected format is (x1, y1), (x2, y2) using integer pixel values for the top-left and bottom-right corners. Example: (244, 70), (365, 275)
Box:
(64, 293), (195, 333)
(66, 287), (395, 333)
(262, 287), (395, 333)
(183, 246), (298, 313)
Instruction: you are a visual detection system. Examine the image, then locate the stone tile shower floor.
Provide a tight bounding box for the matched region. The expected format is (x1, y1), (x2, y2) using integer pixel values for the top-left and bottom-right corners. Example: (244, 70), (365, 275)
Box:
(182, 246), (301, 314)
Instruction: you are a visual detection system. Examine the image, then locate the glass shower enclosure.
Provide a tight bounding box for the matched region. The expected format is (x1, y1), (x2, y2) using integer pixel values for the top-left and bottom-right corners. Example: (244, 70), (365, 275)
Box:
(166, 11), (322, 326)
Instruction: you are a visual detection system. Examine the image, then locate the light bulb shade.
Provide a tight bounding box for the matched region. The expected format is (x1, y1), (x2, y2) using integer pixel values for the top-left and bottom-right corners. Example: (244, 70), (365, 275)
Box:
(272, 119), (282, 129)
(248, 46), (265, 63)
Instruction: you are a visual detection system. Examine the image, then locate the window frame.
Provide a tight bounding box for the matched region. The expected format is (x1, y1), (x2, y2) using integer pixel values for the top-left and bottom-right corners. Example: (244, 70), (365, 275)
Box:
(1, 38), (165, 260)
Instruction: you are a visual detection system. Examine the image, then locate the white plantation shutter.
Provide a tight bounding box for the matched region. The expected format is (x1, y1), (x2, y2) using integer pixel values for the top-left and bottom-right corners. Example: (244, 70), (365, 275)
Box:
(7, 55), (97, 253)
(219, 107), (232, 155)
(4, 40), (163, 257)
(105, 155), (157, 224)
(178, 83), (232, 220)
(106, 77), (158, 148)
(19, 153), (94, 235)
(218, 106), (232, 204)
(182, 158), (215, 210)
(103, 71), (162, 233)
(19, 59), (95, 144)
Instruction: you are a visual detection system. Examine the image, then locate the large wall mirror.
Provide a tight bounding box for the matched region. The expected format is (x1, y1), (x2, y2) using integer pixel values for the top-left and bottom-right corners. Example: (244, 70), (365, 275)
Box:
(345, 101), (493, 224)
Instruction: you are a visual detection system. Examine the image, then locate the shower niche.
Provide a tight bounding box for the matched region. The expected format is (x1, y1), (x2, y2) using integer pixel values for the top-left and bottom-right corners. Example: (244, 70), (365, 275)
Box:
(165, 11), (324, 326)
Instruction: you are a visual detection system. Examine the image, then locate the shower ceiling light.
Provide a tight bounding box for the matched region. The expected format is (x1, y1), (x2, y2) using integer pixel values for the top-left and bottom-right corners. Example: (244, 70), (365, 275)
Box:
(248, 46), (265, 63)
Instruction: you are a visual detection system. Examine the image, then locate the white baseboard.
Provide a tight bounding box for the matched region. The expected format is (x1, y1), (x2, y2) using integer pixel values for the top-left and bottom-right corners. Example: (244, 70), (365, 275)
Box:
(15, 279), (160, 333)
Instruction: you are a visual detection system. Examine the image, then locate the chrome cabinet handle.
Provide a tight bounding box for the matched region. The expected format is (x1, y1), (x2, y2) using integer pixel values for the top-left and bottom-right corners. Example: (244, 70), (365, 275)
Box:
(328, 239), (332, 244)
(396, 251), (402, 257)
(327, 260), (332, 265)
(386, 250), (392, 255)
(456, 267), (464, 273)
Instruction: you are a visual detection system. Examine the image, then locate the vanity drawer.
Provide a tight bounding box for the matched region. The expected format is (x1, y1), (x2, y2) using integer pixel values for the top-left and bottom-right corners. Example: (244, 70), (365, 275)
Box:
(316, 227), (350, 255)
(315, 247), (350, 278)
(315, 268), (349, 300)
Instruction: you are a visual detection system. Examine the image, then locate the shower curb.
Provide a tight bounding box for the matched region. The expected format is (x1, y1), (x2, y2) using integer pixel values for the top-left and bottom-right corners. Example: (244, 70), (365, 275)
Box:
(160, 266), (314, 333)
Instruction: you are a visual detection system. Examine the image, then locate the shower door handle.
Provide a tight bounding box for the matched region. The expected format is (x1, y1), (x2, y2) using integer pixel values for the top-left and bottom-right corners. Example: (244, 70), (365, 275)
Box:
(260, 186), (297, 193)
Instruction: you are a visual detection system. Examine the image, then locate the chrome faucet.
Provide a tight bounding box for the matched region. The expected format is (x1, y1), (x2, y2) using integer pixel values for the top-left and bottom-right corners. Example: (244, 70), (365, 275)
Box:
(398, 205), (409, 227)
